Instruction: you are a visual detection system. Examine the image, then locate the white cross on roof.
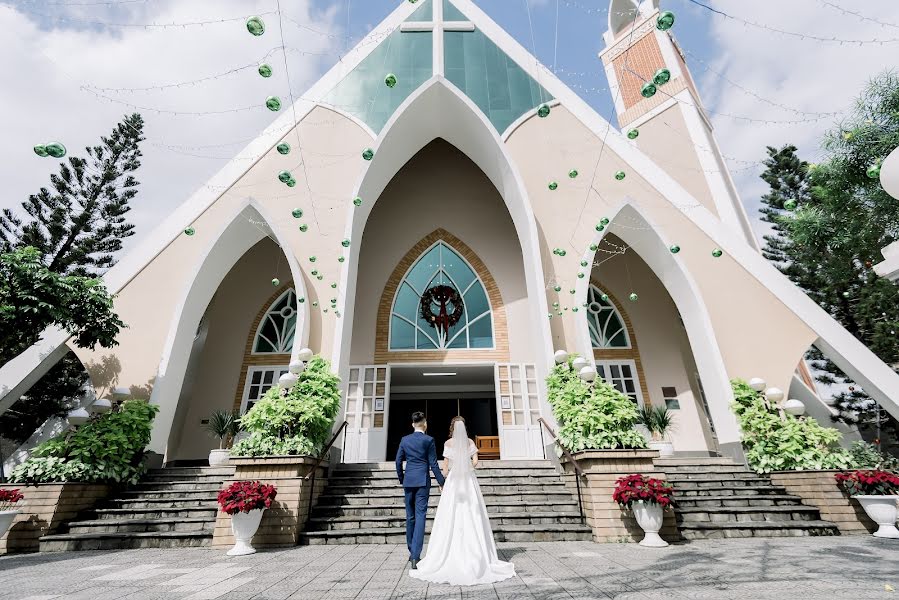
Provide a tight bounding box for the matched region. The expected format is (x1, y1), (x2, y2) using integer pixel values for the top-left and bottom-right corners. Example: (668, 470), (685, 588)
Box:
(400, 0), (475, 76)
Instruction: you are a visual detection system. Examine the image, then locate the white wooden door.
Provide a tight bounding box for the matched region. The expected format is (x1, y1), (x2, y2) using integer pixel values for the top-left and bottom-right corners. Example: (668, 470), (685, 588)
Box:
(495, 363), (543, 459)
(343, 365), (390, 463)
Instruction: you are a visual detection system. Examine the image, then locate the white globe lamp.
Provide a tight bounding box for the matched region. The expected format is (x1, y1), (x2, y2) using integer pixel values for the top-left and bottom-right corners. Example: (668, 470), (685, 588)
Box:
(764, 387), (785, 404)
(297, 348), (314, 362)
(578, 367), (597, 382)
(278, 373), (298, 389)
(782, 399), (807, 416)
(90, 398), (113, 413)
(112, 386), (130, 399)
(67, 408), (91, 426)
(288, 360), (306, 375)
(748, 378), (766, 392)
(572, 357), (589, 371)
(553, 350), (569, 364)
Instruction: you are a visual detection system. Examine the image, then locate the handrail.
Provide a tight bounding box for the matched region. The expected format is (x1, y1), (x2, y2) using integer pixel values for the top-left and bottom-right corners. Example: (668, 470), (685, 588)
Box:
(305, 420), (348, 481)
(538, 418), (587, 525)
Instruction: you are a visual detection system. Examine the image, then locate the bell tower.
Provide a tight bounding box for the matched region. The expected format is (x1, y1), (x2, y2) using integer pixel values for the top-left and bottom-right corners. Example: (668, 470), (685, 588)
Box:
(599, 0), (758, 246)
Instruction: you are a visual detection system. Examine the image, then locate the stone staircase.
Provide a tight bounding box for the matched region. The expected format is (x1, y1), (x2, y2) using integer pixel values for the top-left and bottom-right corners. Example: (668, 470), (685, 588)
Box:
(655, 457), (839, 539)
(300, 460), (593, 544)
(40, 466), (233, 551)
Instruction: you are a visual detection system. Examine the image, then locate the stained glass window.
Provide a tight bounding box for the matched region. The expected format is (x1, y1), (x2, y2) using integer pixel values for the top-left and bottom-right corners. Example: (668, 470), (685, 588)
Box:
(253, 289), (298, 353)
(586, 285), (630, 349)
(390, 241), (493, 350)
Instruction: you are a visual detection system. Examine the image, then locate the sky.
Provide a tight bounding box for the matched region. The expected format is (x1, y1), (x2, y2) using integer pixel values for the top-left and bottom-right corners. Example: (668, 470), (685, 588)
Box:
(2, 0), (899, 254)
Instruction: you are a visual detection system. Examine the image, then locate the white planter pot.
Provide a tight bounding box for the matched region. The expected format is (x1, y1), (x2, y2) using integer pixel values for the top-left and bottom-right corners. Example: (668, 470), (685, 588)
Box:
(0, 510), (20, 540)
(854, 495), (899, 539)
(208, 449), (231, 467)
(227, 508), (265, 556)
(632, 501), (668, 547)
(648, 440), (674, 457)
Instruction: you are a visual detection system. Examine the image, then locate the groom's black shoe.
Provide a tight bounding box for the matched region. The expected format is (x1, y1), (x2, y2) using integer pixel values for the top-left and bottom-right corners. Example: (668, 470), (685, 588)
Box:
(410, 559), (419, 570)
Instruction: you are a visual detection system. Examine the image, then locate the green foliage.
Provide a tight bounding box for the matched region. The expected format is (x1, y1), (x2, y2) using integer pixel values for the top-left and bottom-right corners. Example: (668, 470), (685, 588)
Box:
(231, 357), (341, 458)
(757, 72), (899, 449)
(9, 400), (159, 485)
(731, 379), (853, 473)
(204, 410), (242, 449)
(546, 357), (647, 452)
(848, 441), (899, 471)
(637, 405), (674, 439)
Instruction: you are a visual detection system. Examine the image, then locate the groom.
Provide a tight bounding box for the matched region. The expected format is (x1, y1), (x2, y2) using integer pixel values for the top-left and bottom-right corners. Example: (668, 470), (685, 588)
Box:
(395, 411), (445, 570)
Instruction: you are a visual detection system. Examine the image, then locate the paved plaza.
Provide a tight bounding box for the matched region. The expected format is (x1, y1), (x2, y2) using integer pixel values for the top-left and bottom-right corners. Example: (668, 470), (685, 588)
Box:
(1, 537), (897, 599)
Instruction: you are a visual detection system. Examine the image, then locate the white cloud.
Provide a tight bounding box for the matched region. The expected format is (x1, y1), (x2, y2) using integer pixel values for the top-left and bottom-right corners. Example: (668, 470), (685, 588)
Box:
(0, 0), (340, 254)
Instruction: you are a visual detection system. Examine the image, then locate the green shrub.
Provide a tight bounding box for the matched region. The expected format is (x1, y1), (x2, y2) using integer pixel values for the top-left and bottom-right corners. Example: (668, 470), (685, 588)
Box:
(231, 356), (341, 458)
(847, 441), (899, 471)
(10, 400), (159, 485)
(731, 378), (852, 473)
(546, 357), (647, 452)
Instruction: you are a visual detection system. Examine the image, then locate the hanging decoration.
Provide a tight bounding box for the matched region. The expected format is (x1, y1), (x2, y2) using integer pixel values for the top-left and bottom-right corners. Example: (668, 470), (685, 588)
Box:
(292, 208), (303, 218)
(629, 292), (639, 302)
(669, 245), (681, 254)
(420, 285), (465, 337)
(653, 68), (671, 86)
(277, 143), (290, 155)
(183, 227), (196, 236)
(258, 64), (272, 78)
(278, 171), (292, 183)
(266, 96), (282, 111)
(595, 223), (605, 232)
(362, 148), (375, 161)
(271, 278), (280, 286)
(286, 178), (297, 187)
(553, 248), (567, 257)
(246, 16), (265, 36)
(601, 218), (610, 225)
(353, 197), (363, 206)
(548, 181), (559, 191)
(712, 248), (724, 258)
(615, 170), (626, 181)
(385, 73), (398, 88)
(627, 128), (639, 140)
(784, 199), (797, 210)
(641, 83), (657, 99)
(33, 144), (48, 157)
(656, 10), (675, 31)
(537, 103), (551, 118)
(569, 169), (579, 179)
(39, 142), (67, 159)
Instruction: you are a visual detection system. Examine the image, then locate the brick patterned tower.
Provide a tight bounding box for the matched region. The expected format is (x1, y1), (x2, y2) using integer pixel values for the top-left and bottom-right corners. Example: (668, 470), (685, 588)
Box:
(600, 0), (757, 245)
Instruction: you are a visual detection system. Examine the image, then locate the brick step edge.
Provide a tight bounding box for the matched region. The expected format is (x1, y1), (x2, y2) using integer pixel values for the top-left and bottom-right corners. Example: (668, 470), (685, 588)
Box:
(299, 523), (593, 537)
(676, 520), (838, 530)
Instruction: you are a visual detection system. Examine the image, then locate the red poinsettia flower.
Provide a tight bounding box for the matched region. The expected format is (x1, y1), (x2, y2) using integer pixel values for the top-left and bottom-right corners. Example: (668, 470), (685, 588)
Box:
(612, 474), (674, 510)
(217, 481), (278, 515)
(835, 469), (899, 496)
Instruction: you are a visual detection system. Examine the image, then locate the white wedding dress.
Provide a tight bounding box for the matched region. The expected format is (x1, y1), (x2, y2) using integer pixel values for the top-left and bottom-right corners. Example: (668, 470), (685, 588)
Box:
(409, 422), (515, 586)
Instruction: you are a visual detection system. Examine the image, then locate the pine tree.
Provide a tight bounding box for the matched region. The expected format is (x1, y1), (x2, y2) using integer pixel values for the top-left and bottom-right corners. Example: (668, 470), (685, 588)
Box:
(0, 113), (144, 276)
(758, 72), (899, 452)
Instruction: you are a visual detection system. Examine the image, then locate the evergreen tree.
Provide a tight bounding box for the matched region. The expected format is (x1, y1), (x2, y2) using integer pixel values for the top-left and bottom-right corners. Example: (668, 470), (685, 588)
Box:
(758, 72), (899, 451)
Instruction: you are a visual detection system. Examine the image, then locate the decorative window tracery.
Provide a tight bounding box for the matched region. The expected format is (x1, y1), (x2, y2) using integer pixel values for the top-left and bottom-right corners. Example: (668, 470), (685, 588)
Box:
(586, 285), (631, 349)
(252, 289), (298, 353)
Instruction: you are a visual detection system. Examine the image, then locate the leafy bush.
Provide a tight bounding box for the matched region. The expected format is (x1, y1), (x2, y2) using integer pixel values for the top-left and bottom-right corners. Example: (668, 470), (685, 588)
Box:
(231, 356), (341, 458)
(9, 400), (158, 485)
(835, 469), (899, 496)
(217, 481), (278, 515)
(731, 379), (852, 473)
(546, 357), (647, 452)
(612, 474), (674, 509)
(847, 441), (899, 471)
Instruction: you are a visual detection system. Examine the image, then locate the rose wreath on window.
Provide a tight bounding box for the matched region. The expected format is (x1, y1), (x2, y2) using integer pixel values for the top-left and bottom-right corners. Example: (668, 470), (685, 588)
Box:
(419, 284), (465, 336)
(834, 470), (899, 496)
(612, 474), (675, 509)
(217, 481), (278, 515)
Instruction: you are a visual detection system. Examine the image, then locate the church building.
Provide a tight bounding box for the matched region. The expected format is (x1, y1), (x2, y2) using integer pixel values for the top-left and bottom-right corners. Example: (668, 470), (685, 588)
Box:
(4, 0), (899, 468)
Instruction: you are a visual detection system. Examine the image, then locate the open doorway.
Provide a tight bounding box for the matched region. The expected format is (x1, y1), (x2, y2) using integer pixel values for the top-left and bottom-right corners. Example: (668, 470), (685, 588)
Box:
(386, 365), (498, 461)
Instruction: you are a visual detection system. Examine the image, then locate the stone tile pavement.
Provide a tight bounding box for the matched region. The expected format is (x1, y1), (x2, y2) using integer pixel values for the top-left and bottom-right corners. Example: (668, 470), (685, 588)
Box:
(0, 537), (897, 599)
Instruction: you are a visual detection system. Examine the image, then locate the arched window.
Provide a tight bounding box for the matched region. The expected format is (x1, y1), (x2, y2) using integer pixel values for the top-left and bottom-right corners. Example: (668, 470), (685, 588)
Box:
(253, 289), (298, 353)
(586, 285), (630, 349)
(390, 241), (493, 350)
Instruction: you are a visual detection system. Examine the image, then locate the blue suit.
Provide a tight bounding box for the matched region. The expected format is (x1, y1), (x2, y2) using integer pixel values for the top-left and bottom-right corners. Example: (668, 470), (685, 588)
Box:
(396, 431), (446, 561)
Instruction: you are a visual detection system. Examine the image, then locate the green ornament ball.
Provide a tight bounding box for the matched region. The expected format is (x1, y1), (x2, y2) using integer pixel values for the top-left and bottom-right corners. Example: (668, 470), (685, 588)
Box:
(311, 270), (319, 276)
(278, 170), (292, 183)
(548, 314), (553, 319)
(614, 170), (626, 181)
(265, 96), (281, 111)
(569, 169), (579, 179)
(784, 199), (797, 211)
(331, 283), (337, 289)
(331, 298), (337, 304)
(600, 293), (609, 302)
(276, 142), (290, 155)
(712, 248), (723, 258)
(385, 73), (397, 88)
(656, 10), (675, 31)
(570, 289), (576, 295)
(312, 301), (319, 307)
(323, 308), (329, 314)
(338, 256), (345, 263)
(310, 256), (318, 263)
(183, 227), (195, 236)
(286, 178), (297, 188)
(572, 307), (579, 312)
(292, 208), (303, 219)
(271, 278), (280, 287)
(299, 224), (308, 232)
(362, 148), (374, 161)
(589, 244), (598, 251)
(557, 311), (563, 316)
(33, 144), (48, 157)
(537, 103), (551, 118)
(629, 292), (638, 302)
(627, 128), (639, 140)
(641, 82), (657, 99)
(553, 302), (559, 308)
(653, 68), (671, 86)
(45, 142), (66, 159)
(341, 239), (351, 248)
(554, 285), (562, 292)
(601, 218), (610, 226)
(548, 181), (558, 191)
(258, 63), (272, 78)
(595, 224), (605, 232)
(558, 249), (567, 257)
(246, 16), (265, 36)
(353, 197), (363, 206)
(669, 245), (681, 254)
(580, 260), (588, 267)
(867, 163), (882, 179)
(298, 297), (305, 304)
(578, 272), (585, 279)
(316, 274), (323, 281)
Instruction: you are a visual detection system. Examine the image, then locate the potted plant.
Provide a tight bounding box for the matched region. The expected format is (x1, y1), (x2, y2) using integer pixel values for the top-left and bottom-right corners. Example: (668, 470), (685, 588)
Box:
(217, 480), (277, 555)
(638, 405), (674, 457)
(835, 469), (899, 539)
(0, 488), (25, 539)
(204, 410), (241, 466)
(613, 474), (674, 547)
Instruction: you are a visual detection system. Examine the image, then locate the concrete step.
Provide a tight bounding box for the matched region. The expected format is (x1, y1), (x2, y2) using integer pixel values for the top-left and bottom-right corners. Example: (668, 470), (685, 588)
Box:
(678, 520), (839, 540)
(657, 465), (751, 474)
(675, 505), (821, 524)
(335, 460), (553, 472)
(673, 485), (789, 497)
(299, 523), (593, 545)
(67, 517), (214, 535)
(666, 472), (774, 482)
(40, 531), (212, 552)
(327, 474), (563, 486)
(667, 476), (776, 488)
(118, 489), (221, 501)
(307, 512), (584, 531)
(674, 495), (804, 509)
(316, 490), (578, 506)
(92, 507), (219, 520)
(653, 457), (737, 466)
(131, 481), (225, 492)
(108, 497), (219, 509)
(312, 501), (580, 518)
(331, 468), (560, 480)
(324, 483), (567, 495)
(146, 467), (235, 477)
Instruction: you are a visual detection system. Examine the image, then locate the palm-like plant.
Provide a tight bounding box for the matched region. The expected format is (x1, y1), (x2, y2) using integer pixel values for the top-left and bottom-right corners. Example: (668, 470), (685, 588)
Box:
(204, 410), (241, 449)
(638, 405), (674, 441)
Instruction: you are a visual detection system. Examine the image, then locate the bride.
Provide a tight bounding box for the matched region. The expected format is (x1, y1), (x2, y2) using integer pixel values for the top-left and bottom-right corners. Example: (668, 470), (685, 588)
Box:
(409, 416), (515, 586)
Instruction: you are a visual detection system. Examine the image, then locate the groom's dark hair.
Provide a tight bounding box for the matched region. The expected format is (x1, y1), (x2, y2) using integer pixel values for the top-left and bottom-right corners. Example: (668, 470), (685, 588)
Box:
(411, 411), (426, 425)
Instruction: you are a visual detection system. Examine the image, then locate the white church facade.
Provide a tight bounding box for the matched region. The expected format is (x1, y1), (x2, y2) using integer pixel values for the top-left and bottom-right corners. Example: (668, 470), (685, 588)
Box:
(4, 0), (899, 467)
